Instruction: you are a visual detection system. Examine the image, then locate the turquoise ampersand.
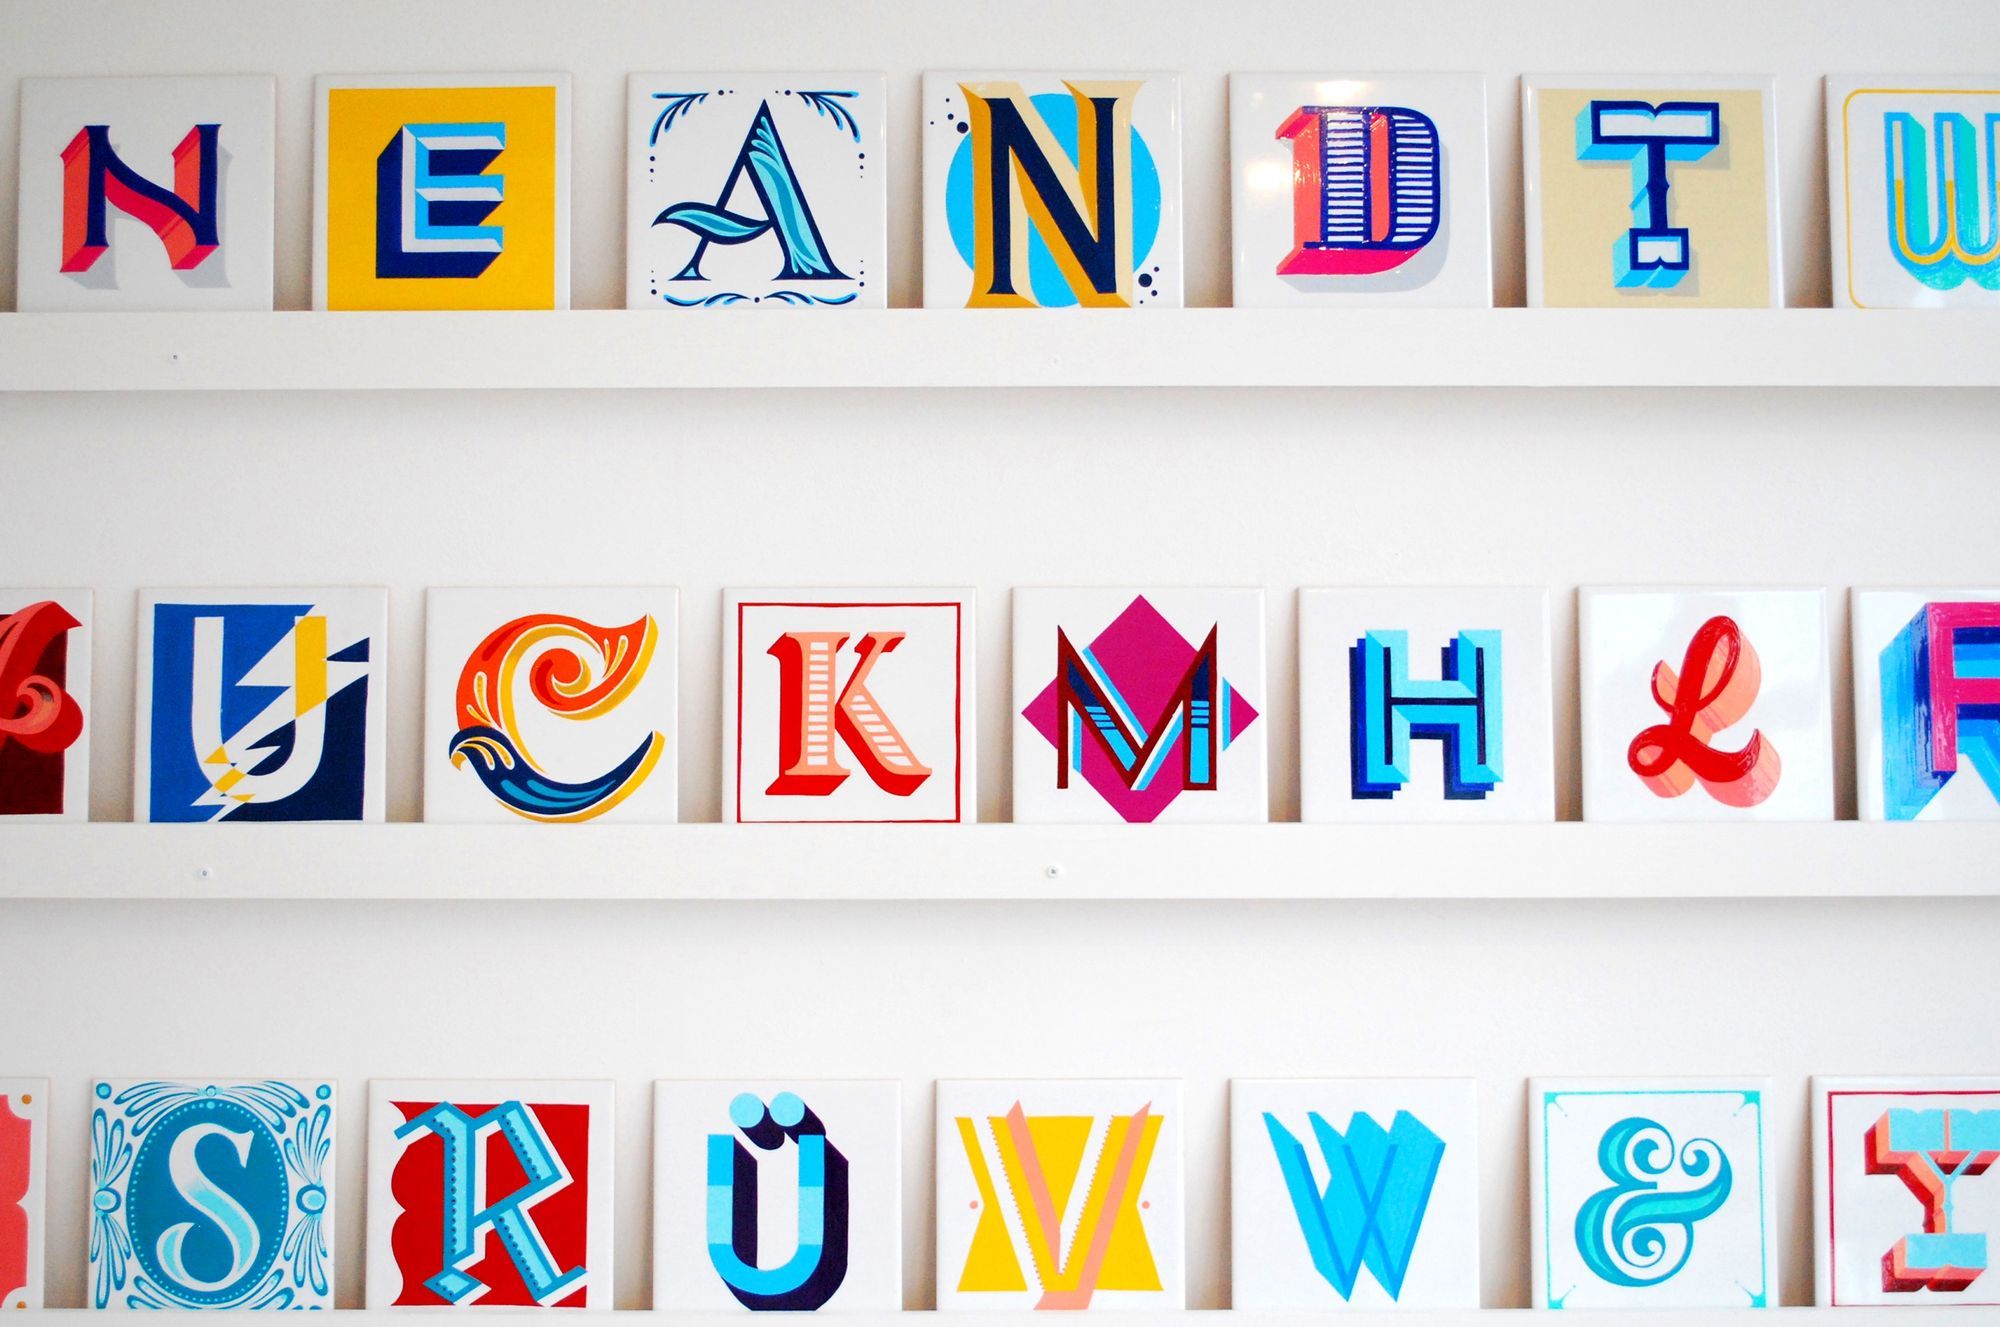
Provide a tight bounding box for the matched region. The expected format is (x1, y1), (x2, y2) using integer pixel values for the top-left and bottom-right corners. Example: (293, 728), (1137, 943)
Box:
(1575, 1116), (1733, 1288)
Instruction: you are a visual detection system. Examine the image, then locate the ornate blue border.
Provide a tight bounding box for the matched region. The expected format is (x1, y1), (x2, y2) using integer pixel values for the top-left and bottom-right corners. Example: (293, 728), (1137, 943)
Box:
(1539, 1087), (1769, 1310)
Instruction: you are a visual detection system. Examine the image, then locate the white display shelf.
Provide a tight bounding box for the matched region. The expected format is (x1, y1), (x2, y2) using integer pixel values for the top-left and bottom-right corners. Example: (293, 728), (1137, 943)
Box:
(0, 309), (1996, 392)
(0, 821), (1990, 902)
(0, 1310), (1951, 1325)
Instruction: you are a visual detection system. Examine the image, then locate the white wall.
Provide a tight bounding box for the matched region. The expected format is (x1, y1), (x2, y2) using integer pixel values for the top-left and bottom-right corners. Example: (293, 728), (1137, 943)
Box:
(2, 0), (1997, 1314)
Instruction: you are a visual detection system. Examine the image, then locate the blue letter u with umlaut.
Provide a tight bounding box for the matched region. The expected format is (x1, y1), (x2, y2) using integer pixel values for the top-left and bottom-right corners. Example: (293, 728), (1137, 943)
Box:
(707, 1092), (850, 1311)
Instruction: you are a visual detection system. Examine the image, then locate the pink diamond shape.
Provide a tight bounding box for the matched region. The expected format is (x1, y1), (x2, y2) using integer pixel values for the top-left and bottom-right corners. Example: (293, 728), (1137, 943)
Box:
(1022, 595), (1258, 823)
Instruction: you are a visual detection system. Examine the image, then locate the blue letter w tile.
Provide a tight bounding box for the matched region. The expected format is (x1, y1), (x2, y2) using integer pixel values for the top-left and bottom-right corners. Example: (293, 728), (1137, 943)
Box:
(1265, 1110), (1446, 1301)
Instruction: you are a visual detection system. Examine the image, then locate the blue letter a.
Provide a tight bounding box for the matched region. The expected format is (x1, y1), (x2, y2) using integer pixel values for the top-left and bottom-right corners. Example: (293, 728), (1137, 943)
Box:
(1265, 1111), (1445, 1301)
(654, 101), (848, 283)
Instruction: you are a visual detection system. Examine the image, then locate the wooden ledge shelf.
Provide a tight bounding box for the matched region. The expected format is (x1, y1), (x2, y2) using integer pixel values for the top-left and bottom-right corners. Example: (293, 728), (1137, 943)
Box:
(0, 821), (1990, 902)
(0, 309), (1995, 392)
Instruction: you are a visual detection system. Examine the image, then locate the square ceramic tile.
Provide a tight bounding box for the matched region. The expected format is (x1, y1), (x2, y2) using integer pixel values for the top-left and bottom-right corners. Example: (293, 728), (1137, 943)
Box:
(1232, 1078), (1479, 1310)
(726, 589), (974, 823)
(1014, 589), (1266, 823)
(627, 74), (885, 309)
(424, 588), (679, 823)
(366, 1079), (614, 1308)
(16, 76), (274, 311)
(1300, 588), (1552, 821)
(314, 74), (571, 310)
(0, 591), (91, 821)
(0, 1080), (48, 1310)
(136, 589), (389, 823)
(1813, 1076), (2000, 1306)
(1524, 76), (1782, 307)
(1530, 1078), (1777, 1309)
(1580, 588), (1832, 821)
(922, 72), (1182, 308)
(1828, 77), (2000, 307)
(1854, 589), (2000, 820)
(88, 1079), (336, 1309)
(1230, 74), (1492, 307)
(936, 1079), (1184, 1311)
(652, 1081), (902, 1311)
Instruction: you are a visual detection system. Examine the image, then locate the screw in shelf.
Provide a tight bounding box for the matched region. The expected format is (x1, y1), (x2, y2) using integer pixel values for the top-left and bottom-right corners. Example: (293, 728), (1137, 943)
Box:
(196, 866), (214, 881)
(169, 352), (183, 364)
(1044, 864), (1063, 880)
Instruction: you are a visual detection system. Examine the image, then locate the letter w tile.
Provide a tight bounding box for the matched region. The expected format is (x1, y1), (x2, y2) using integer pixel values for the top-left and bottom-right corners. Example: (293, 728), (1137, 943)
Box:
(1265, 1110), (1445, 1302)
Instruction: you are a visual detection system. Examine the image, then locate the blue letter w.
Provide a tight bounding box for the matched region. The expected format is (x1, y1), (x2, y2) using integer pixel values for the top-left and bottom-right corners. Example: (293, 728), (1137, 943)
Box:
(1264, 1110), (1445, 1301)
